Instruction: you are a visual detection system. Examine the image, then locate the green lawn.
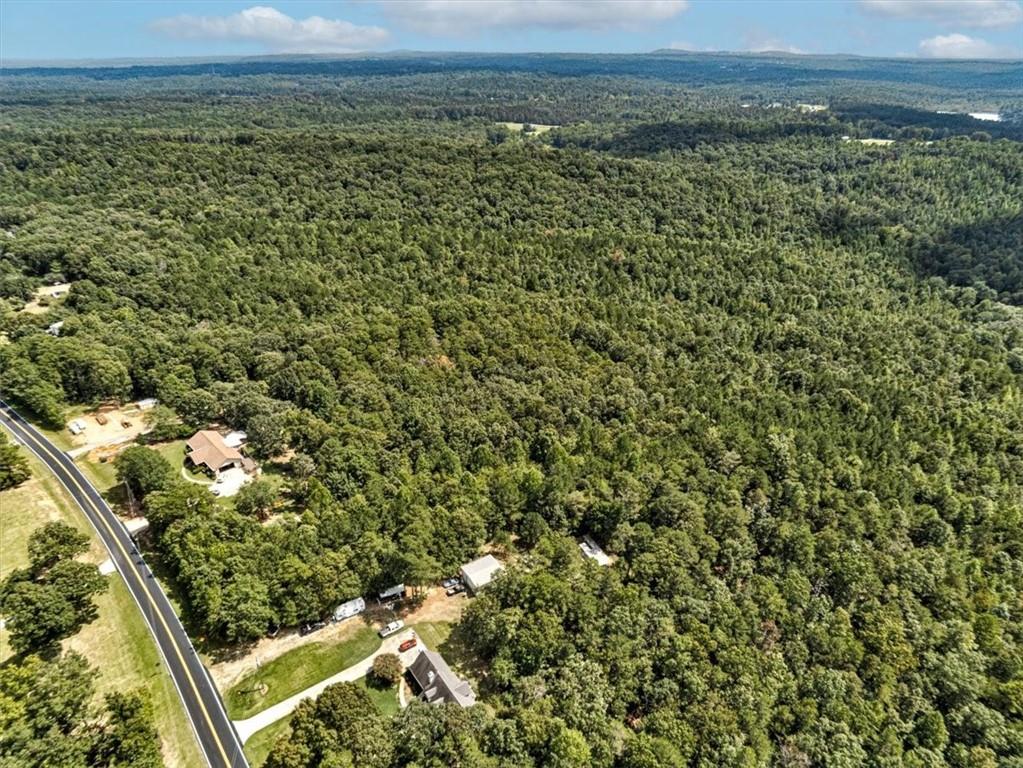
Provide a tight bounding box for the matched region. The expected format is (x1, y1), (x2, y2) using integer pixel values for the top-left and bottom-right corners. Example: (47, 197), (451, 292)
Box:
(410, 621), (453, 650)
(244, 715), (293, 767)
(155, 439), (210, 482)
(0, 446), (203, 768)
(81, 454), (118, 491)
(359, 676), (400, 717)
(225, 625), (382, 719)
(410, 620), (484, 686)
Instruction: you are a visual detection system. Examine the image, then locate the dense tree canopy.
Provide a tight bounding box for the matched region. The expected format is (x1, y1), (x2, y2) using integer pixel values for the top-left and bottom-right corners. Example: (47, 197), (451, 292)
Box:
(0, 431), (30, 490)
(1, 54), (1022, 767)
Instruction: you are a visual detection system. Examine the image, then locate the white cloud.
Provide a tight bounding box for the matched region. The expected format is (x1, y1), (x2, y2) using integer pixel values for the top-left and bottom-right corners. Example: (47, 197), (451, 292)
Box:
(917, 32), (1016, 57)
(381, 0), (689, 35)
(860, 0), (1023, 28)
(742, 31), (806, 55)
(668, 40), (714, 51)
(150, 6), (390, 53)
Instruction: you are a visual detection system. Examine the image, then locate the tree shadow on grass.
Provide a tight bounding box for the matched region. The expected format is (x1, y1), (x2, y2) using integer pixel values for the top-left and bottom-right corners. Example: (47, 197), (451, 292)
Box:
(437, 621), (492, 693)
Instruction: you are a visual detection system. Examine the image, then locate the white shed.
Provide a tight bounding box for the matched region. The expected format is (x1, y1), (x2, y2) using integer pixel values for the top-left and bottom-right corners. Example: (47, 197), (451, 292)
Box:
(579, 536), (611, 566)
(459, 554), (503, 594)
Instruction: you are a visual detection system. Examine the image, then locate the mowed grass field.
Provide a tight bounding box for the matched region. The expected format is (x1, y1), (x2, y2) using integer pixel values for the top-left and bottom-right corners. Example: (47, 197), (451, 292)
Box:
(225, 624), (382, 719)
(359, 675), (400, 717)
(244, 715), (293, 767)
(0, 447), (204, 768)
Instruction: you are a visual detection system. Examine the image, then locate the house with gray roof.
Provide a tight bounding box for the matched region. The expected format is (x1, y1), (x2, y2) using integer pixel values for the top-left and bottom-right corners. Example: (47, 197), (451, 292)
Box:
(406, 649), (476, 708)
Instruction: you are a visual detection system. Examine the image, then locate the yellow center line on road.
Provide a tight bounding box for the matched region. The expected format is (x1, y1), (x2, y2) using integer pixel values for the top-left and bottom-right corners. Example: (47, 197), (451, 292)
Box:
(1, 410), (237, 768)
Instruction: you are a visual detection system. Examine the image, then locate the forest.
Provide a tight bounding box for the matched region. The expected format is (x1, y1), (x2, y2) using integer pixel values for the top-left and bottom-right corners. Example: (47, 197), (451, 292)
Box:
(1, 54), (1022, 767)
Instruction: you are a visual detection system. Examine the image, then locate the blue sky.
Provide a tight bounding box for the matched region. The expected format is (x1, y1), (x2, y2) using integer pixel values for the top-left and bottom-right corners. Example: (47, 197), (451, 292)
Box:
(2, 1), (1021, 62)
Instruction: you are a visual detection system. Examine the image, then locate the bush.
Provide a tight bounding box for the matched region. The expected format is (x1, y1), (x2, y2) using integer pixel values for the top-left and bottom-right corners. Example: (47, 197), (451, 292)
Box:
(370, 653), (403, 687)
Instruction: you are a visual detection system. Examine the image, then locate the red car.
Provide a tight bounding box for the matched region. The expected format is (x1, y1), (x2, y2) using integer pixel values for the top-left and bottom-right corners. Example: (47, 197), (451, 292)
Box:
(398, 637), (418, 653)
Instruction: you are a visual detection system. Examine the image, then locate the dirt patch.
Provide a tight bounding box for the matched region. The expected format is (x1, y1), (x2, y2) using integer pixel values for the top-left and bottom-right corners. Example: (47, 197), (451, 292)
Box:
(403, 587), (469, 625)
(66, 407), (148, 454)
(19, 283), (71, 314)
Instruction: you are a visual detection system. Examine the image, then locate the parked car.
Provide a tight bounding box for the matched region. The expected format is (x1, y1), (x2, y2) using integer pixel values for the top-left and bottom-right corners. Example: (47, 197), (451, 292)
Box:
(398, 637), (418, 652)
(441, 576), (461, 589)
(446, 583), (466, 597)
(300, 620), (327, 636)
(379, 619), (405, 638)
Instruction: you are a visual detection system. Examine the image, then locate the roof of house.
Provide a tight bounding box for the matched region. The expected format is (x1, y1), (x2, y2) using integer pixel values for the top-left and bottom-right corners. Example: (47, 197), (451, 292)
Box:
(579, 536), (612, 566)
(186, 430), (243, 472)
(459, 554), (503, 588)
(407, 649), (476, 708)
(378, 583), (405, 600)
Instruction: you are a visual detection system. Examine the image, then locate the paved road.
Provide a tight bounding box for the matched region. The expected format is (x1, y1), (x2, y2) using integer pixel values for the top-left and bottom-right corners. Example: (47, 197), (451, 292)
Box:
(0, 400), (248, 768)
(233, 629), (421, 743)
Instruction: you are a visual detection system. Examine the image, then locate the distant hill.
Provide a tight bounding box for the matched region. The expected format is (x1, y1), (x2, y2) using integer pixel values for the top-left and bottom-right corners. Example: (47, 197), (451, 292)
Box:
(2, 50), (1020, 97)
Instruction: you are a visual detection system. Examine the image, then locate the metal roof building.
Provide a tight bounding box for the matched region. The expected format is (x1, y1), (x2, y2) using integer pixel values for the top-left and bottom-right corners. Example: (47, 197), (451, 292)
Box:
(407, 649), (476, 708)
(459, 554), (503, 594)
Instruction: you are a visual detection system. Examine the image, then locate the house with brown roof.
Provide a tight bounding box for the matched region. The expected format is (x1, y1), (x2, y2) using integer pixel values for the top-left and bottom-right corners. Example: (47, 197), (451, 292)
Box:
(185, 430), (255, 476)
(407, 649), (476, 708)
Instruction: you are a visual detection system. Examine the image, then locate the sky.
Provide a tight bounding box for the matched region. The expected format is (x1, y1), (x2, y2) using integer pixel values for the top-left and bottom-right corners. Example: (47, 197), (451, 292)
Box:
(1, 0), (1021, 62)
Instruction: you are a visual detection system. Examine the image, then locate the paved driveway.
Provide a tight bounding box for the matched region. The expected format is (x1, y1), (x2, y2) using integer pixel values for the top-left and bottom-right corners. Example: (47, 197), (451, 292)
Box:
(211, 467), (251, 498)
(233, 629), (423, 743)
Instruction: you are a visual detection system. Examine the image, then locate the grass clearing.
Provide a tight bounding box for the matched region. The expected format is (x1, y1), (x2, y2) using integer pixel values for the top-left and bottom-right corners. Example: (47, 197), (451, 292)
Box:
(244, 715), (292, 767)
(359, 676), (400, 717)
(0, 454), (107, 580)
(155, 439), (194, 475)
(82, 454), (119, 491)
(498, 121), (557, 134)
(411, 619), (484, 687)
(225, 625), (382, 719)
(0, 443), (203, 768)
(66, 578), (203, 768)
(410, 621), (453, 650)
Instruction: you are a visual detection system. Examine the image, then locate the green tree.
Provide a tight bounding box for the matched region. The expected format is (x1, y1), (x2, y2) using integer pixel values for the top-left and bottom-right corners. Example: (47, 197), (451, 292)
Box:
(90, 690), (164, 768)
(235, 478), (278, 520)
(26, 521), (89, 574)
(370, 653), (403, 686)
(0, 432), (30, 490)
(246, 413), (288, 460)
(114, 445), (176, 499)
(1, 580), (79, 654)
(219, 573), (274, 643)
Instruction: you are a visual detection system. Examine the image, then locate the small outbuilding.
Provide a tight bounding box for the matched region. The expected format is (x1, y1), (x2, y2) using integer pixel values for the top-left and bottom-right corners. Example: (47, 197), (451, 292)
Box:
(407, 649), (476, 708)
(579, 536), (611, 566)
(378, 583), (406, 603)
(459, 554), (503, 595)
